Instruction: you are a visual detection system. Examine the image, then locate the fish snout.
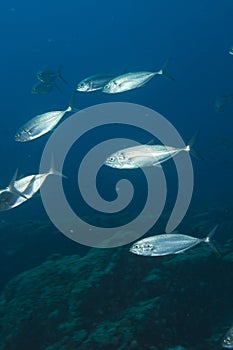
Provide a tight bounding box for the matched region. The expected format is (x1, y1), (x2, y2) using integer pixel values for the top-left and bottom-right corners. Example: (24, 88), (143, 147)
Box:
(15, 132), (22, 142)
(129, 243), (142, 255)
(105, 155), (121, 168)
(77, 82), (88, 92)
(15, 130), (29, 142)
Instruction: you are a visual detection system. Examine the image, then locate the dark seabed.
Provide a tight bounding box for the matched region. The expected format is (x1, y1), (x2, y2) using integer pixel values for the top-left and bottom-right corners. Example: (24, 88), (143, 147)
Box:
(0, 1), (232, 349)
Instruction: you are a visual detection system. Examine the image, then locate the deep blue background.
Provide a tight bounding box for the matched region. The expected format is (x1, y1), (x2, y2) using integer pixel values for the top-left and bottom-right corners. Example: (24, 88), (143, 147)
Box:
(0, 3), (233, 348)
(0, 0), (232, 225)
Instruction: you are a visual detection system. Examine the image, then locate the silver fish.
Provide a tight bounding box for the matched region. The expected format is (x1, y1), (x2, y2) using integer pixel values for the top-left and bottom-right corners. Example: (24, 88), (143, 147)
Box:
(129, 226), (218, 257)
(0, 166), (63, 211)
(229, 47), (233, 56)
(0, 170), (28, 211)
(222, 325), (233, 348)
(105, 134), (200, 169)
(102, 61), (174, 94)
(0, 190), (25, 212)
(15, 106), (72, 142)
(77, 73), (116, 92)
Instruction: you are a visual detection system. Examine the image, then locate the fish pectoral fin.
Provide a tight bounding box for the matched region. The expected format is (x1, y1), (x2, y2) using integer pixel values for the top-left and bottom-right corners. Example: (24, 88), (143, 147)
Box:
(147, 139), (156, 145)
(170, 230), (180, 234)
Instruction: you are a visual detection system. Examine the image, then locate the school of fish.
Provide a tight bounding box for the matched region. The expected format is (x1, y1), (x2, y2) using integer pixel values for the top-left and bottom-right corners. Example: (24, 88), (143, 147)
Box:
(2, 52), (233, 348)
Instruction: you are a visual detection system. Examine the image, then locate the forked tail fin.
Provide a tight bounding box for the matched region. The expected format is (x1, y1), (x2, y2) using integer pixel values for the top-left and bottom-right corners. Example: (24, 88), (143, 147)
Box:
(68, 91), (79, 112)
(57, 64), (68, 85)
(204, 225), (221, 255)
(48, 154), (67, 179)
(186, 131), (203, 160)
(157, 59), (175, 80)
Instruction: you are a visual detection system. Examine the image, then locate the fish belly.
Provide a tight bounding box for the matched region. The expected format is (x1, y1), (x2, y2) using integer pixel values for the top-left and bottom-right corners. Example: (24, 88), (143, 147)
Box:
(150, 234), (200, 256)
(114, 73), (155, 92)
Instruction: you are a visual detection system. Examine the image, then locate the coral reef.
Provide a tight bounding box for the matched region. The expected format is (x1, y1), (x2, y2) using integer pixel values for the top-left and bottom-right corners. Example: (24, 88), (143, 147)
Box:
(0, 220), (87, 292)
(0, 236), (233, 350)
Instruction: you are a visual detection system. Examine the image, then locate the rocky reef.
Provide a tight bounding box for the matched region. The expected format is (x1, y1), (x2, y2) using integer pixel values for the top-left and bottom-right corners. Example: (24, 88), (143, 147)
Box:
(0, 230), (233, 350)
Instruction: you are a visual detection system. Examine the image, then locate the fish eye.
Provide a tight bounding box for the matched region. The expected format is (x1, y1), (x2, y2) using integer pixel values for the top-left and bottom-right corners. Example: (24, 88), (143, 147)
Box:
(134, 244), (139, 249)
(108, 156), (115, 162)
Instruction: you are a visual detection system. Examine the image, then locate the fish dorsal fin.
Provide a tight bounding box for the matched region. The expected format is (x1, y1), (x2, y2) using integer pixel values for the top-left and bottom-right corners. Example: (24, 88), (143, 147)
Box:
(147, 139), (156, 145)
(9, 168), (19, 186)
(8, 169), (28, 199)
(170, 230), (180, 234)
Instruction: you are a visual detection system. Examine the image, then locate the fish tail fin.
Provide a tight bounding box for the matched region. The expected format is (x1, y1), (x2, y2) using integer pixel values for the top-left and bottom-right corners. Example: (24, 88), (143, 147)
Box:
(48, 154), (67, 179)
(204, 225), (221, 255)
(185, 131), (203, 160)
(8, 169), (28, 199)
(157, 58), (175, 80)
(57, 65), (69, 85)
(68, 91), (79, 112)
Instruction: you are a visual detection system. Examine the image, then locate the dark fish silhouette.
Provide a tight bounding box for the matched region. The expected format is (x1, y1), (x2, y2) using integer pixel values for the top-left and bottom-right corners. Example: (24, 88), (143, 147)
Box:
(37, 65), (68, 84)
(31, 82), (58, 95)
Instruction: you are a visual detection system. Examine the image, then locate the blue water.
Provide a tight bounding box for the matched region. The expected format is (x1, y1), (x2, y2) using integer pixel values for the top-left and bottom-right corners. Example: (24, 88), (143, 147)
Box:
(0, 1), (232, 349)
(0, 0), (232, 218)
